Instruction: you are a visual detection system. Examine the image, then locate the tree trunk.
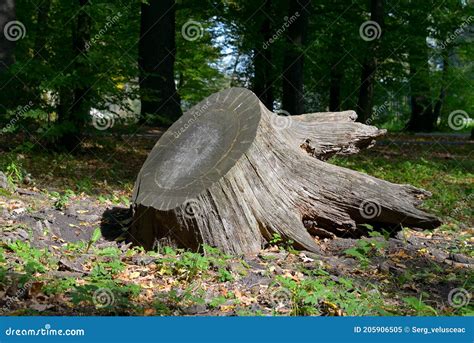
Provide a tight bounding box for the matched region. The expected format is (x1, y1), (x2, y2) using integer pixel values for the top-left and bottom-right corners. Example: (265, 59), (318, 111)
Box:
(71, 0), (92, 124)
(405, 6), (434, 132)
(0, 0), (15, 74)
(433, 51), (448, 124)
(139, 0), (182, 125)
(58, 0), (91, 150)
(252, 0), (274, 111)
(129, 88), (440, 255)
(34, 0), (51, 58)
(328, 33), (342, 112)
(356, 0), (384, 123)
(0, 0), (15, 114)
(282, 0), (310, 115)
(405, 59), (433, 132)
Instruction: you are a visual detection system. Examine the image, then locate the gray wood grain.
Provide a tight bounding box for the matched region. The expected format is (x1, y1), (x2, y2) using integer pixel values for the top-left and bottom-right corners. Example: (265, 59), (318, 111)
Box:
(130, 88), (440, 255)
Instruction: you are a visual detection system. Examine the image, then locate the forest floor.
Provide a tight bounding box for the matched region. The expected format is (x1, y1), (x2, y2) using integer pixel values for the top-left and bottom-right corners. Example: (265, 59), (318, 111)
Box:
(0, 132), (472, 316)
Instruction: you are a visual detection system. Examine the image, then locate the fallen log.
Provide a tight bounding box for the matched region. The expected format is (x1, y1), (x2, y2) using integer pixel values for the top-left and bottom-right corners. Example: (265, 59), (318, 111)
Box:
(129, 88), (440, 254)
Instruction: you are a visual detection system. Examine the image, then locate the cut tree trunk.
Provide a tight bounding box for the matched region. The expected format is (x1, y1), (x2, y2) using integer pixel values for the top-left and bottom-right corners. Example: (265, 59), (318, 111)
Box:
(129, 88), (440, 255)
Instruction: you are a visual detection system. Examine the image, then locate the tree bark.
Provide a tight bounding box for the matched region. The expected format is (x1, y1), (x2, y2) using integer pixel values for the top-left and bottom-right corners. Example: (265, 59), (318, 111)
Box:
(129, 88), (440, 255)
(356, 0), (384, 123)
(252, 0), (274, 111)
(405, 6), (434, 132)
(0, 0), (15, 74)
(139, 0), (182, 125)
(34, 0), (51, 58)
(58, 0), (91, 150)
(405, 57), (433, 132)
(0, 0), (15, 114)
(433, 51), (448, 124)
(328, 33), (342, 112)
(282, 0), (310, 115)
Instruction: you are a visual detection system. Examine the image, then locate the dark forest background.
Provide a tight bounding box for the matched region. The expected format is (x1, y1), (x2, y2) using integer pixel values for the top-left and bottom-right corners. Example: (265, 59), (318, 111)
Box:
(0, 0), (473, 150)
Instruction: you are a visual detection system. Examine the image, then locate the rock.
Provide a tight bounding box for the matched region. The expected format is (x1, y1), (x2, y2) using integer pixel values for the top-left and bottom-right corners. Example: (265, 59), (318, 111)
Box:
(228, 261), (248, 276)
(16, 188), (38, 196)
(29, 303), (54, 312)
(12, 208), (26, 216)
(1, 207), (9, 218)
(449, 253), (474, 265)
(15, 229), (29, 240)
(268, 264), (284, 275)
(58, 258), (89, 274)
(23, 174), (33, 185)
(0, 171), (8, 189)
(258, 250), (289, 261)
(76, 213), (100, 222)
(131, 255), (158, 266)
(243, 259), (266, 271)
(182, 304), (207, 315)
(0, 171), (14, 192)
(240, 273), (272, 290)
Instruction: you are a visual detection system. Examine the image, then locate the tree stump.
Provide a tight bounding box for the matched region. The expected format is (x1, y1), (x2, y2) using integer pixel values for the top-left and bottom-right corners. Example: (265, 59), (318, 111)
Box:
(130, 88), (440, 254)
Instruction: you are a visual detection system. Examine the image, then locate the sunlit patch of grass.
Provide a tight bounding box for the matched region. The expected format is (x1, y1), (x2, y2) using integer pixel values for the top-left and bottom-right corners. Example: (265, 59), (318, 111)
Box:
(330, 142), (472, 222)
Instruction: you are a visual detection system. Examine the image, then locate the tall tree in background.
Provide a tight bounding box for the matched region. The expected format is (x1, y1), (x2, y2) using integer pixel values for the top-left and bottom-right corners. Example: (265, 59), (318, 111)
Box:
(33, 0), (51, 58)
(432, 50), (448, 121)
(252, 0), (274, 110)
(405, 3), (433, 132)
(328, 32), (343, 111)
(0, 0), (16, 114)
(139, 0), (182, 124)
(282, 0), (310, 115)
(58, 0), (92, 149)
(0, 0), (15, 73)
(356, 0), (384, 123)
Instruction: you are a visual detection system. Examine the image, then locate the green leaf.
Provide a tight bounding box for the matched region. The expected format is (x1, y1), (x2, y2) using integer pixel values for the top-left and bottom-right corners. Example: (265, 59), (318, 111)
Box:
(91, 227), (102, 244)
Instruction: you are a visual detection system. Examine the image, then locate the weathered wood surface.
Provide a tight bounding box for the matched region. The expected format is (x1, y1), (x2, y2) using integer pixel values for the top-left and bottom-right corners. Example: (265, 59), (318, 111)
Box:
(130, 88), (440, 254)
